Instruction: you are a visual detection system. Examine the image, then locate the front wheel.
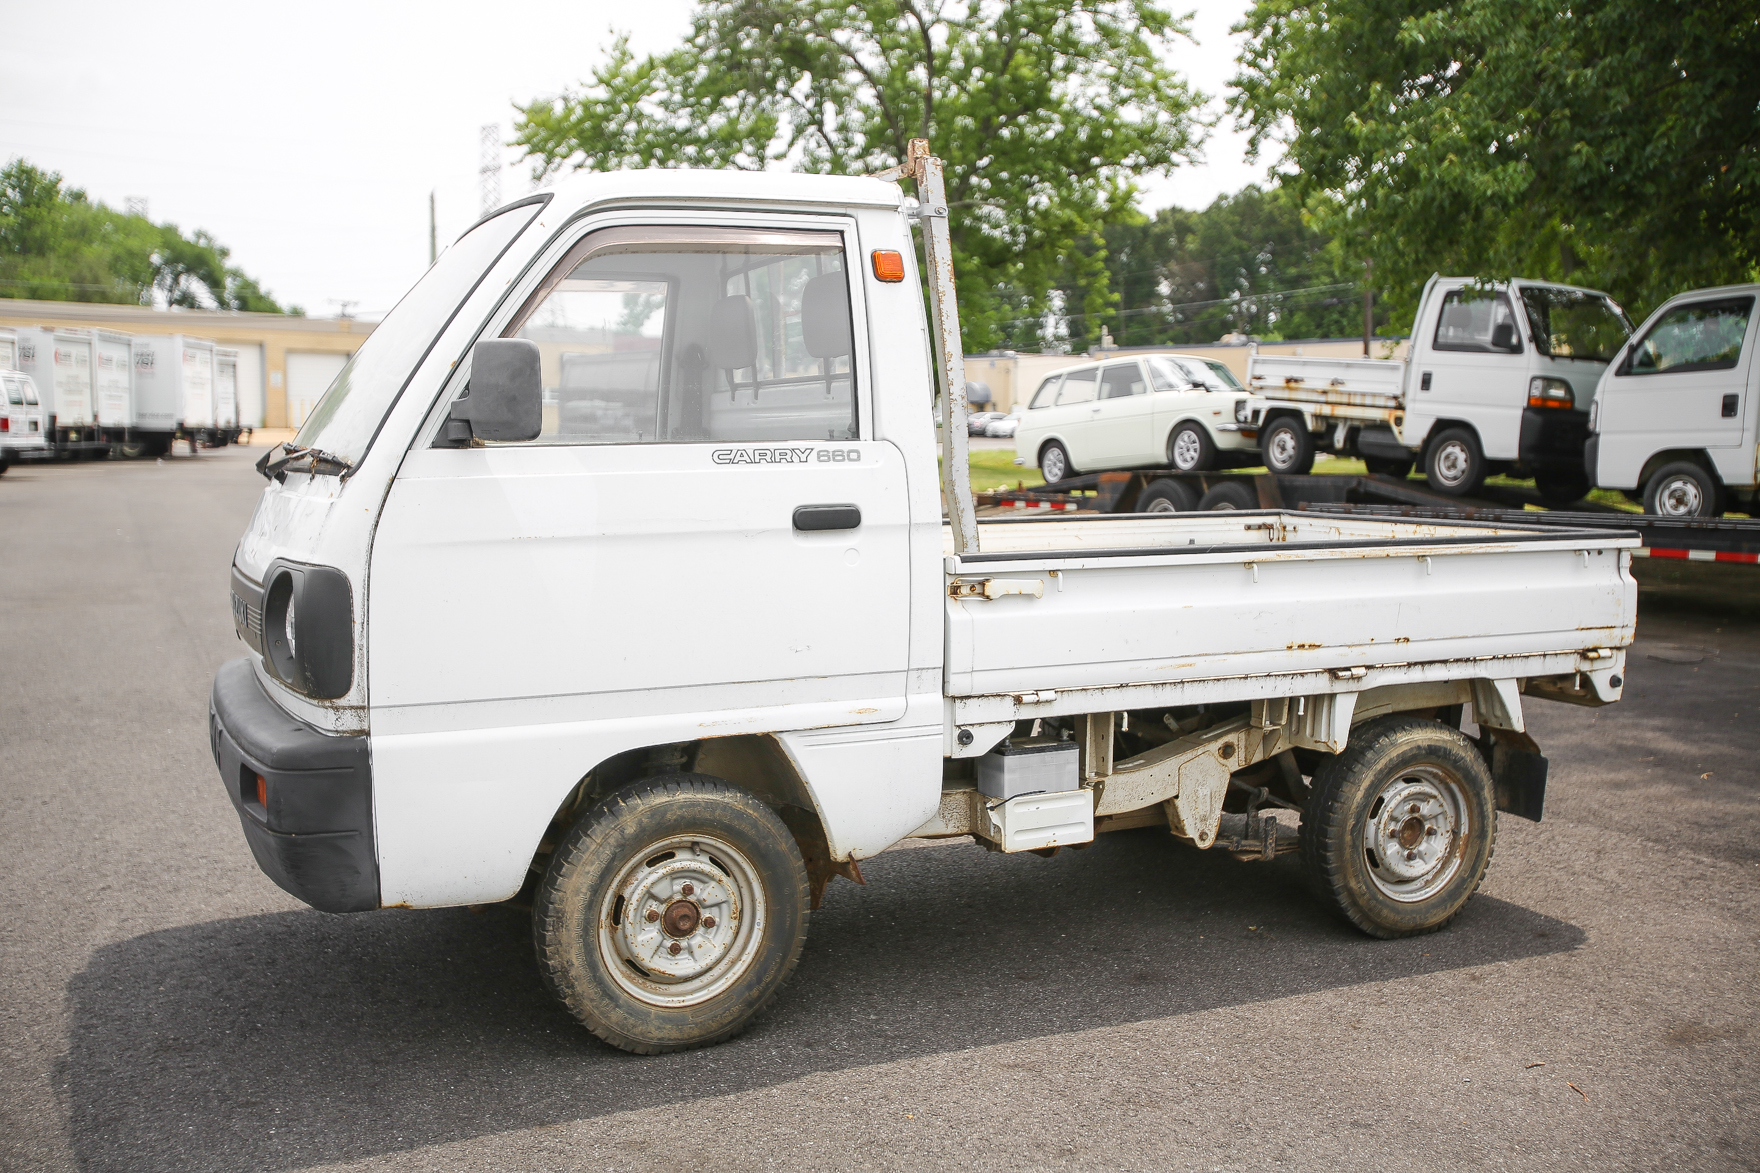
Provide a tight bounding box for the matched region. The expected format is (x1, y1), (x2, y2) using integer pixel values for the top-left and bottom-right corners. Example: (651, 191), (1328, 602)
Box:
(533, 774), (811, 1054)
(1039, 440), (1075, 484)
(1424, 427), (1486, 496)
(1260, 416), (1314, 474)
(1642, 461), (1721, 517)
(1300, 716), (1496, 938)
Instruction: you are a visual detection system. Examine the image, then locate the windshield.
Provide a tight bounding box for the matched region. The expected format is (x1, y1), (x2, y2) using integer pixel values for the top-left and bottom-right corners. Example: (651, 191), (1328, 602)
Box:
(1148, 356), (1240, 391)
(293, 202), (542, 466)
(1519, 286), (1631, 363)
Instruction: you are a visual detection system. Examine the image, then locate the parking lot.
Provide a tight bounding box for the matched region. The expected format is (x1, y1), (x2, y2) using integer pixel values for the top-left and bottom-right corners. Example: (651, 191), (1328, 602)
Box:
(2, 446), (1756, 1173)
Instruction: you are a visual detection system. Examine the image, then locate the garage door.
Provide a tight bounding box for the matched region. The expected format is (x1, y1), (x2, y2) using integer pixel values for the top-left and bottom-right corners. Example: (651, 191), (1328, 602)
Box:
(285, 351), (349, 428)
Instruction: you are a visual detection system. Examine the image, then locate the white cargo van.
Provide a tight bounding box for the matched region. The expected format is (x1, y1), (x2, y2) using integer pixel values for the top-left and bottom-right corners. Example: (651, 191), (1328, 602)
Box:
(1586, 284), (1758, 516)
(0, 368), (47, 470)
(211, 148), (1635, 1055)
(1245, 277), (1631, 501)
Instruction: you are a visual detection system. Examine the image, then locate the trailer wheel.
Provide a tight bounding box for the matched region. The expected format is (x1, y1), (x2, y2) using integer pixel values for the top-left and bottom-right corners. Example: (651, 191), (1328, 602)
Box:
(1138, 478), (1198, 513)
(1039, 440), (1076, 484)
(1169, 422), (1217, 472)
(115, 439), (152, 460)
(1300, 716), (1496, 938)
(1260, 417), (1315, 474)
(533, 773), (810, 1055)
(1198, 481), (1258, 511)
(1642, 461), (1721, 517)
(1424, 428), (1486, 496)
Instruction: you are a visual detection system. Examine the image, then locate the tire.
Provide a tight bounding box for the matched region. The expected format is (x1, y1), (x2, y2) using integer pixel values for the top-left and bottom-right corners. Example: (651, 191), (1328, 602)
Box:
(1198, 481), (1258, 511)
(115, 439), (152, 460)
(1260, 416), (1314, 474)
(1168, 422), (1217, 472)
(533, 773), (811, 1055)
(1039, 440), (1075, 484)
(1424, 427), (1486, 496)
(1137, 477), (1198, 513)
(1642, 461), (1721, 517)
(1362, 455), (1413, 479)
(1533, 468), (1591, 507)
(1300, 716), (1496, 939)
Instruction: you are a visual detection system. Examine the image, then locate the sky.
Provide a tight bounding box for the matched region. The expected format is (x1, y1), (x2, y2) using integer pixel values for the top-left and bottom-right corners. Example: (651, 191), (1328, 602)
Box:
(0, 0), (1272, 321)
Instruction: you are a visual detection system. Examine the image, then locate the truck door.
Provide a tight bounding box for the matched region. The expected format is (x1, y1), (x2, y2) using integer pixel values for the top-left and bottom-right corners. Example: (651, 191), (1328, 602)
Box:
(370, 222), (912, 740)
(1595, 294), (1755, 485)
(1418, 287), (1527, 459)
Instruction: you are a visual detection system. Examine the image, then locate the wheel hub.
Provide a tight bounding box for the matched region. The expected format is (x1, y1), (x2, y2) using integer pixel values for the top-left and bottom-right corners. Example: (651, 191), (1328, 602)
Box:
(1269, 430), (1296, 467)
(1363, 770), (1466, 901)
(1173, 431), (1201, 468)
(661, 898), (700, 937)
(603, 838), (758, 998)
(1658, 477), (1702, 516)
(1435, 442), (1469, 485)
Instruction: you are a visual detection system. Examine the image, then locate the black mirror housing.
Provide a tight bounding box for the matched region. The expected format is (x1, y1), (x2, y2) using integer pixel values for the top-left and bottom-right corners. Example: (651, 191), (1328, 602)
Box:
(449, 339), (543, 443)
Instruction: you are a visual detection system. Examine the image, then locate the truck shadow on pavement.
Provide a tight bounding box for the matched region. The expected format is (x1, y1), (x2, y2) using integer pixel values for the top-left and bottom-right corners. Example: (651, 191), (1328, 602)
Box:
(59, 829), (1580, 1172)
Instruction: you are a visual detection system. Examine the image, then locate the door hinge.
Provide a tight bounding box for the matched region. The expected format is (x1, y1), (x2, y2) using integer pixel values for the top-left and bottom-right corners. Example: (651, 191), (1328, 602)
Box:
(949, 577), (1045, 601)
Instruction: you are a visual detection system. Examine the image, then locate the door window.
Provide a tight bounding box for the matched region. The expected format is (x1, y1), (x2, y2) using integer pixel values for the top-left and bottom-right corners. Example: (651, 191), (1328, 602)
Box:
(1055, 368), (1098, 404)
(1099, 363), (1146, 399)
(500, 226), (856, 444)
(1433, 290), (1523, 354)
(1626, 297), (1753, 375)
(1028, 375), (1062, 408)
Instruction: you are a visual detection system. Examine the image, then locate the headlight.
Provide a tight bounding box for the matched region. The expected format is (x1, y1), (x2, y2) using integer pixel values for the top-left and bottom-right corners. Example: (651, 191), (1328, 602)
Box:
(261, 562), (354, 699)
(1234, 399), (1250, 423)
(1527, 377), (1574, 409)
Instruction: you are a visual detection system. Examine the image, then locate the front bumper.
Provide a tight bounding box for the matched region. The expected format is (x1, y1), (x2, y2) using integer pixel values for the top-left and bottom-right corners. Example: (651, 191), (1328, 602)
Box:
(209, 657), (378, 913)
(1519, 408), (1589, 473)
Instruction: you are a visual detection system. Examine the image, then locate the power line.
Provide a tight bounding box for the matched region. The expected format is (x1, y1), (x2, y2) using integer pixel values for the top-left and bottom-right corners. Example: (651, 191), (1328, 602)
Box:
(996, 282), (1358, 328)
(479, 123), (502, 217)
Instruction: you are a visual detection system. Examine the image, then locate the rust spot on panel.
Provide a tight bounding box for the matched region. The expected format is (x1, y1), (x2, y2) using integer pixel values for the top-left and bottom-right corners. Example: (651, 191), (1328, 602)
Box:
(1287, 642), (1323, 650)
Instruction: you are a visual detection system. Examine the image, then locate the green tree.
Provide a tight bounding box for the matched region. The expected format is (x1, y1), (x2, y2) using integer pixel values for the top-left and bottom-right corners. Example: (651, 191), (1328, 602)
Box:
(1231, 0), (1760, 324)
(513, 0), (1206, 351)
(0, 158), (293, 312)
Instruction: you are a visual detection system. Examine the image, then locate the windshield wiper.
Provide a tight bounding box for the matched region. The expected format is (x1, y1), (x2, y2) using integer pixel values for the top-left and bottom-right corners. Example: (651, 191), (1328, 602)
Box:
(255, 443), (352, 480)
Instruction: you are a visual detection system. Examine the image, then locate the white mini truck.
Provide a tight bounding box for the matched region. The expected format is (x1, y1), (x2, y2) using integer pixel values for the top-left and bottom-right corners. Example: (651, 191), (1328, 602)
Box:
(212, 147), (1637, 1054)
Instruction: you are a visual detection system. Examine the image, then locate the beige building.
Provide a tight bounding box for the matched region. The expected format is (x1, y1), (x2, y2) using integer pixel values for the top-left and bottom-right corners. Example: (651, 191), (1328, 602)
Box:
(0, 298), (374, 429)
(967, 336), (1412, 413)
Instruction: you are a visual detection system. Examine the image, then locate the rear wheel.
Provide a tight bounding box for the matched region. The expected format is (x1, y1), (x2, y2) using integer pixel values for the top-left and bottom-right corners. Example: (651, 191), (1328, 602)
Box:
(533, 774), (810, 1054)
(1300, 716), (1496, 938)
(1039, 440), (1075, 484)
(115, 439), (152, 459)
(1137, 478), (1198, 513)
(1198, 481), (1258, 511)
(1260, 416), (1315, 474)
(1168, 422), (1217, 472)
(1424, 427), (1486, 496)
(1642, 461), (1721, 517)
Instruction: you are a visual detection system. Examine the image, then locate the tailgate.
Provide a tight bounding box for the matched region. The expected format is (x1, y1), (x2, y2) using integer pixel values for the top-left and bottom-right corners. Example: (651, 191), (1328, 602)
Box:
(943, 512), (1637, 698)
(1247, 355), (1406, 410)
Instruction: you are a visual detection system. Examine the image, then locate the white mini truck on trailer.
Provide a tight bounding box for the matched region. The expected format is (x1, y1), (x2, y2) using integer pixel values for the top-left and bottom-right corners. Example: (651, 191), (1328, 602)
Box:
(212, 146), (1637, 1055)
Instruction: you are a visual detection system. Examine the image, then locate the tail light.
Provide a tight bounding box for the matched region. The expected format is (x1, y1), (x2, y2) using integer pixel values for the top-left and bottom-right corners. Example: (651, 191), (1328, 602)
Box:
(1, 417), (9, 432)
(1528, 377), (1574, 409)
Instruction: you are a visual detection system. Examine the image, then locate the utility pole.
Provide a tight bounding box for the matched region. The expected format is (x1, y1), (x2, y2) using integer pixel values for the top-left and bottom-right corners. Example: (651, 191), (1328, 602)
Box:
(479, 123), (501, 217)
(1362, 258), (1374, 356)
(429, 190), (437, 264)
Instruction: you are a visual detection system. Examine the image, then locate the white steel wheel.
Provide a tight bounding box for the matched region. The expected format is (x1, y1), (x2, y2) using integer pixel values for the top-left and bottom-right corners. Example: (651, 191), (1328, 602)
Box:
(534, 774), (810, 1054)
(597, 833), (767, 1008)
(1424, 427), (1485, 496)
(1643, 462), (1720, 517)
(1300, 716), (1496, 938)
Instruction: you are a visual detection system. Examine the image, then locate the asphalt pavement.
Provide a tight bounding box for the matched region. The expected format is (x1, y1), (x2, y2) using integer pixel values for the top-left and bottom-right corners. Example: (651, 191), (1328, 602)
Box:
(1, 446), (1755, 1172)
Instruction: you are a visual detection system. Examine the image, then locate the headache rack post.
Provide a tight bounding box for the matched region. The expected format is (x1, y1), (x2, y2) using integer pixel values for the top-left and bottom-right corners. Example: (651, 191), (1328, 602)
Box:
(902, 138), (980, 555)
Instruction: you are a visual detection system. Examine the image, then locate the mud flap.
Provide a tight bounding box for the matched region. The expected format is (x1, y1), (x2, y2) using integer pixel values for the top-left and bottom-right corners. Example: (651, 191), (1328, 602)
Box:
(1477, 727), (1548, 823)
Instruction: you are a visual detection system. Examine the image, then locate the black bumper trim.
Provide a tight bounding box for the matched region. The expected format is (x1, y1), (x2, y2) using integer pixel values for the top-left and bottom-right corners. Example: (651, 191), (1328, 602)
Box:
(1518, 407), (1589, 473)
(209, 657), (379, 913)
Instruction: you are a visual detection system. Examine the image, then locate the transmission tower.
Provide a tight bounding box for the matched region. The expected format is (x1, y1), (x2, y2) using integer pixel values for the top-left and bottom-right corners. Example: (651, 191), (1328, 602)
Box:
(479, 123), (502, 216)
(124, 196), (148, 219)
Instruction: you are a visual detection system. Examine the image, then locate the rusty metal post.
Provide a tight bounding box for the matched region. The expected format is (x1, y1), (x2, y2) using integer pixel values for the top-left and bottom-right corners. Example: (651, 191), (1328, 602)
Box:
(906, 139), (980, 555)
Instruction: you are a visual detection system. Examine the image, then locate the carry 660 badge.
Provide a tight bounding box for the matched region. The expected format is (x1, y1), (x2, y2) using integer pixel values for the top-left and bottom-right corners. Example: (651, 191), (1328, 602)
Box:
(710, 446), (862, 465)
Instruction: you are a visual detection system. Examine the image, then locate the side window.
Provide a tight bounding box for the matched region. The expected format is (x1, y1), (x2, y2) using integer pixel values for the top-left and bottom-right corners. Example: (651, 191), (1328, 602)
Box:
(1029, 375), (1062, 409)
(1627, 297), (1753, 376)
(1433, 290), (1523, 354)
(503, 226), (856, 444)
(1056, 368), (1098, 405)
(1099, 363), (1146, 399)
(4, 378), (21, 406)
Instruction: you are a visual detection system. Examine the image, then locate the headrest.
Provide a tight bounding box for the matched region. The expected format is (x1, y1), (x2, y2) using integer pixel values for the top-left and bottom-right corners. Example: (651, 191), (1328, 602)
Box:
(800, 271), (852, 359)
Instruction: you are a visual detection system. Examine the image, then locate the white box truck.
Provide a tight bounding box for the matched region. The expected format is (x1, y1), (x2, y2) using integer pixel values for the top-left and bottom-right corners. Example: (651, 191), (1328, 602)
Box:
(1586, 283), (1759, 517)
(94, 328), (134, 432)
(214, 347), (243, 444)
(0, 326), (16, 371)
(1244, 277), (1632, 503)
(131, 334), (218, 453)
(210, 147), (1636, 1056)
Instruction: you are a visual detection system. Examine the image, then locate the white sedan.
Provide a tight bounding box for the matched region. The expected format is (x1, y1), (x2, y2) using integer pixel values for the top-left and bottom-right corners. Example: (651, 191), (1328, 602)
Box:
(1012, 354), (1258, 482)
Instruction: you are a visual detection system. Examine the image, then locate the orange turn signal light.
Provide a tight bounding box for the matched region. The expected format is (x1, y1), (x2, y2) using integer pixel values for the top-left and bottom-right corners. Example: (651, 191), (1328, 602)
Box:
(1528, 394), (1573, 409)
(871, 250), (905, 282)
(256, 773), (268, 808)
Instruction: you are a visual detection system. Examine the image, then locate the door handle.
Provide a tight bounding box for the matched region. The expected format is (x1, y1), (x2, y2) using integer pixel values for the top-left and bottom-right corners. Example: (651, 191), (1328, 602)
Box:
(1420, 371), (1433, 391)
(1723, 393), (1739, 418)
(793, 503), (861, 531)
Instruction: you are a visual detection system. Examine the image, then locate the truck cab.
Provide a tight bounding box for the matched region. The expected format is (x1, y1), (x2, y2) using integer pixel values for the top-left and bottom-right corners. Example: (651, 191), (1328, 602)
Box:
(1587, 284), (1758, 516)
(1247, 276), (1630, 500)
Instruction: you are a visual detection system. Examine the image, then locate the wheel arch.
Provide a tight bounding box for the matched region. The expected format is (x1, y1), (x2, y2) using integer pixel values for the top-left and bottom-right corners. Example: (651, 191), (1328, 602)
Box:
(1418, 418), (1482, 453)
(1637, 448), (1722, 490)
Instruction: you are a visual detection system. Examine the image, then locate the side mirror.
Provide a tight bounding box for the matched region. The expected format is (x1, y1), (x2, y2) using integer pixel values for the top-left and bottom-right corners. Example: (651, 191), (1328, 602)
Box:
(441, 339), (542, 444)
(1491, 322), (1519, 351)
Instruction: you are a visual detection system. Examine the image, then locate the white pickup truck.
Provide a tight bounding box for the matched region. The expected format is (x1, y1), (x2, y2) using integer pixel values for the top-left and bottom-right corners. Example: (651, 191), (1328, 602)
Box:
(1245, 276), (1631, 502)
(211, 145), (1636, 1055)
